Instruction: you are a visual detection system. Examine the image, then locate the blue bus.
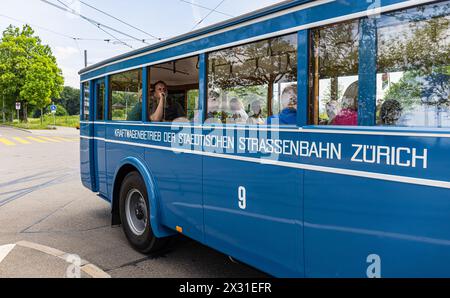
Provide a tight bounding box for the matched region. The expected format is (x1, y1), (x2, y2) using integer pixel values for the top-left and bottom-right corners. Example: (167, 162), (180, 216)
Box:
(79, 0), (450, 277)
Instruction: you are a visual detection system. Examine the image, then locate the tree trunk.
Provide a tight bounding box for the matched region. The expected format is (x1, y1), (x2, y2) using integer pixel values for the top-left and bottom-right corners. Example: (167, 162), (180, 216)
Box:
(23, 102), (28, 123)
(41, 108), (43, 125)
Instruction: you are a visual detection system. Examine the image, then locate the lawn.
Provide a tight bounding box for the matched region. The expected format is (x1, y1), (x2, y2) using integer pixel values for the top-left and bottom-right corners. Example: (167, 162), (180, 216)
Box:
(3, 115), (80, 130)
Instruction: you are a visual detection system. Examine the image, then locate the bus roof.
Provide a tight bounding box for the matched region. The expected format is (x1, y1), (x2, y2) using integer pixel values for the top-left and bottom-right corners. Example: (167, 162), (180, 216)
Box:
(78, 0), (314, 75)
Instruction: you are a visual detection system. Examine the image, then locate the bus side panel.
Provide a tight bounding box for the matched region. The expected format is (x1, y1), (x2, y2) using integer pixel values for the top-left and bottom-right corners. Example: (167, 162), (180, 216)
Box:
(144, 148), (203, 243)
(105, 134), (145, 202)
(203, 157), (303, 277)
(304, 135), (450, 277)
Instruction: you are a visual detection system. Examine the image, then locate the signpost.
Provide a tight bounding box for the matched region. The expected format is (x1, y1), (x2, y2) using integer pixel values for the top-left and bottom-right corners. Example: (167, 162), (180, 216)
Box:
(50, 104), (57, 127)
(15, 102), (21, 122)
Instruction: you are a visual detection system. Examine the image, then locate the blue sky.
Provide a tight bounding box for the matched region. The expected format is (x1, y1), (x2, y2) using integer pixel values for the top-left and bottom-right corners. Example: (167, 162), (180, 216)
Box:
(0, 0), (284, 88)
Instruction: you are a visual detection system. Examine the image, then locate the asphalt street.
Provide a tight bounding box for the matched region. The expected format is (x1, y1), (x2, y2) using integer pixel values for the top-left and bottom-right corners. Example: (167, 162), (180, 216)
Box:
(0, 126), (267, 278)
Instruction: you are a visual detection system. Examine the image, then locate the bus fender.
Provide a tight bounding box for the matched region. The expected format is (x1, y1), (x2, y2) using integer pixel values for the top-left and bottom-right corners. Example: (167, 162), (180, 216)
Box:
(112, 157), (175, 238)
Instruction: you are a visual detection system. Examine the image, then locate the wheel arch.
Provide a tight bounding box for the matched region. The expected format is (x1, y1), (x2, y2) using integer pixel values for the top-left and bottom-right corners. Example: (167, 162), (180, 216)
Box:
(111, 157), (175, 238)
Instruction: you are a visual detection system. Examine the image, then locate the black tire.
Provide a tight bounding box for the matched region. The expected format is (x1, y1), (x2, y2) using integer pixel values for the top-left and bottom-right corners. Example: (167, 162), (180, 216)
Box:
(119, 171), (170, 254)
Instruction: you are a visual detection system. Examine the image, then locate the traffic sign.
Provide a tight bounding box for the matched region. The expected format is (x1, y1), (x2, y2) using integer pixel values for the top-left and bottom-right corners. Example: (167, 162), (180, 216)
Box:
(15, 102), (21, 110)
(50, 105), (57, 114)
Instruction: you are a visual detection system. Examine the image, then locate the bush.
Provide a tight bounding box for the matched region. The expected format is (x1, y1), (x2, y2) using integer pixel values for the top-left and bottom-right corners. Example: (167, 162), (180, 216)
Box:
(54, 104), (68, 116)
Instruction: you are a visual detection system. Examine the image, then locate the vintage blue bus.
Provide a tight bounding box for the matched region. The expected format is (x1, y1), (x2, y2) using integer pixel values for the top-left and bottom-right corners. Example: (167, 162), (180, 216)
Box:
(79, 0), (450, 277)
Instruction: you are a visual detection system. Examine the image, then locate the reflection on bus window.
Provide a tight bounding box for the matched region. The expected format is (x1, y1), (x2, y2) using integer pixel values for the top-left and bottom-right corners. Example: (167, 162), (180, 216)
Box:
(96, 82), (105, 121)
(83, 82), (90, 121)
(376, 1), (450, 127)
(310, 20), (360, 126)
(148, 56), (199, 123)
(109, 69), (143, 121)
(207, 33), (298, 125)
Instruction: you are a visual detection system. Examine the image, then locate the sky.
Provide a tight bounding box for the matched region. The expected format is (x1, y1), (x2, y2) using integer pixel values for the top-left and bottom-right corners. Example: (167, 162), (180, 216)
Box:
(0, 0), (284, 88)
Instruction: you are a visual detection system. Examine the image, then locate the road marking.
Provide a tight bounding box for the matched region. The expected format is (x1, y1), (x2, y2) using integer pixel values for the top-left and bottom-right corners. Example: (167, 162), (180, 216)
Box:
(0, 138), (15, 146)
(0, 244), (16, 264)
(26, 136), (48, 143)
(15, 241), (111, 278)
(37, 136), (61, 143)
(53, 136), (76, 142)
(12, 137), (31, 144)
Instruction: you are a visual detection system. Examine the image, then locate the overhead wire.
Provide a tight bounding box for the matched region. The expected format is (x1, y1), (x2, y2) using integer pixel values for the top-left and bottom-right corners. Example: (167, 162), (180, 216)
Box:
(54, 0), (134, 48)
(191, 0), (227, 31)
(77, 0), (162, 41)
(179, 0), (234, 18)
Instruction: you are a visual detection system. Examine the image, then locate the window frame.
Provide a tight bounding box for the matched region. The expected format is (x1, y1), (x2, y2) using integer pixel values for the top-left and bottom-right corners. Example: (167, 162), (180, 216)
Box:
(305, 1), (450, 131)
(204, 32), (302, 128)
(143, 55), (202, 125)
(107, 68), (144, 123)
(81, 81), (91, 121)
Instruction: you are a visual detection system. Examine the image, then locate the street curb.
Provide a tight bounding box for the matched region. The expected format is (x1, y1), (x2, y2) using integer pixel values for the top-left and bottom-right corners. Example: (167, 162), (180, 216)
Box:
(0, 125), (32, 134)
(15, 241), (111, 278)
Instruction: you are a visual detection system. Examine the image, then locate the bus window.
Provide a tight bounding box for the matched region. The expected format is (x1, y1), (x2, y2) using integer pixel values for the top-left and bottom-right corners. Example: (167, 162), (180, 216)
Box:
(376, 1), (450, 127)
(96, 81), (105, 121)
(148, 56), (199, 123)
(109, 69), (143, 121)
(207, 33), (298, 125)
(309, 20), (360, 126)
(83, 81), (90, 121)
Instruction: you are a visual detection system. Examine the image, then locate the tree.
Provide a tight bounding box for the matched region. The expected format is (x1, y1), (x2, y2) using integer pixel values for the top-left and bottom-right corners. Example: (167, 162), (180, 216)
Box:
(53, 86), (80, 116)
(0, 25), (63, 122)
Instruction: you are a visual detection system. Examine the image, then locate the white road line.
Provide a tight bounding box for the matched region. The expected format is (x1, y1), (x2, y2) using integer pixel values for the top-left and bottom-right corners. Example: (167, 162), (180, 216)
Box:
(0, 244), (16, 264)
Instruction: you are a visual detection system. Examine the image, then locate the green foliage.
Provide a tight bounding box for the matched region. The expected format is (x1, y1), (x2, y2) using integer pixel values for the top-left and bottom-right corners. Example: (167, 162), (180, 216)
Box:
(53, 86), (80, 116)
(112, 109), (125, 120)
(0, 24), (64, 121)
(54, 104), (68, 116)
(5, 115), (79, 129)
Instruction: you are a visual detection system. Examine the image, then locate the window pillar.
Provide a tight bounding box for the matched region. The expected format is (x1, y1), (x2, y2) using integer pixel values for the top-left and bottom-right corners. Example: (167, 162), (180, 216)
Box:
(358, 17), (377, 126)
(297, 30), (309, 127)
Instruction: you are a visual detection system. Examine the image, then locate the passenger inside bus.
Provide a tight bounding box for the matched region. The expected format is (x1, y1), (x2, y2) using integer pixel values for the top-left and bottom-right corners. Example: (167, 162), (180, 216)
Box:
(267, 84), (298, 125)
(226, 98), (248, 124)
(247, 100), (265, 125)
(330, 81), (358, 126)
(148, 81), (185, 122)
(379, 99), (403, 126)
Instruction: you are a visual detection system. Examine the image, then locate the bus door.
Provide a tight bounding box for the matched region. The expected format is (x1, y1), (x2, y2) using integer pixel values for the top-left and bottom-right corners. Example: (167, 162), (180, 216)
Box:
(202, 128), (304, 277)
(93, 78), (107, 196)
(80, 81), (96, 191)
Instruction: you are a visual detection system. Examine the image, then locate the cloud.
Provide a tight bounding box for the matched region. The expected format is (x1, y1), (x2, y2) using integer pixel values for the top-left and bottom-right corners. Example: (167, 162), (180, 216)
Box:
(54, 46), (80, 60)
(60, 66), (80, 88)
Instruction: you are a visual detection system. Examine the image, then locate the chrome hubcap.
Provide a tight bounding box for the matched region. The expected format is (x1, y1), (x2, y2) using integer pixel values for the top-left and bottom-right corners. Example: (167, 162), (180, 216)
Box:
(125, 189), (148, 236)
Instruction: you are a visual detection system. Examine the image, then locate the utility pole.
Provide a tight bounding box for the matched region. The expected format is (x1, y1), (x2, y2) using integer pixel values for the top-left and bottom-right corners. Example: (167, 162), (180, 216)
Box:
(84, 50), (88, 67)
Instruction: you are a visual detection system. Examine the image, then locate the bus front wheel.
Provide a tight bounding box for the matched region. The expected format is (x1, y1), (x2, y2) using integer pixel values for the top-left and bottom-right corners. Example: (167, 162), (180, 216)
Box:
(119, 171), (169, 254)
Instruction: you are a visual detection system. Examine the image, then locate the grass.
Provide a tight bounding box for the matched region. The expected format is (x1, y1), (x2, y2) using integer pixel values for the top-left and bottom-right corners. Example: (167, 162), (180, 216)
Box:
(2, 115), (80, 130)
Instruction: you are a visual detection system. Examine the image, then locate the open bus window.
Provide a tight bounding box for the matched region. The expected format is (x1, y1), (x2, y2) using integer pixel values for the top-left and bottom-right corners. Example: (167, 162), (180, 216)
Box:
(207, 33), (298, 126)
(109, 69), (143, 121)
(376, 1), (450, 128)
(309, 20), (360, 126)
(83, 82), (90, 121)
(148, 56), (199, 123)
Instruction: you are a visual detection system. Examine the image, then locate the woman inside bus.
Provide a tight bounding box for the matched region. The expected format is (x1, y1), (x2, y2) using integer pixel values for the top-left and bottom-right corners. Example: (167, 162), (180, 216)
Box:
(267, 84), (298, 125)
(330, 81), (358, 126)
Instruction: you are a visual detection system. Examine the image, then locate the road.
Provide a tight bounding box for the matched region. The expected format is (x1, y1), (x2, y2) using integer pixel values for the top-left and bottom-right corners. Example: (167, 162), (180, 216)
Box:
(0, 126), (267, 278)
